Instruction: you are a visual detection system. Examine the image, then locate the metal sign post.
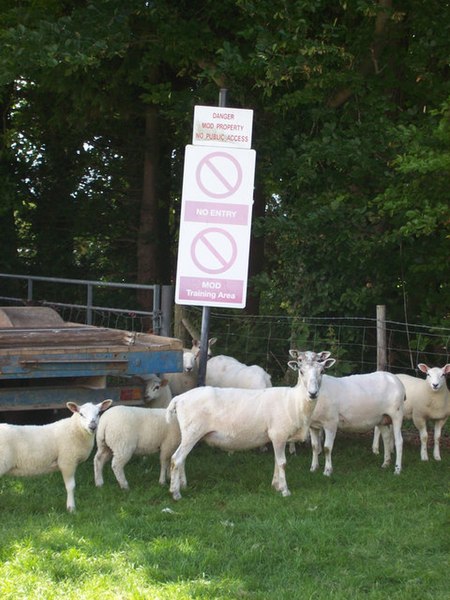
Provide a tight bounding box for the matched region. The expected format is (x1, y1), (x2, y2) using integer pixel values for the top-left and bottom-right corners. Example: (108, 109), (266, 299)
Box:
(198, 88), (227, 386)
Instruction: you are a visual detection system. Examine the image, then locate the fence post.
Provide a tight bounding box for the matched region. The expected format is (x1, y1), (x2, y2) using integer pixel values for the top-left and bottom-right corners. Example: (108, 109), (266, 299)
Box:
(377, 304), (387, 371)
(161, 285), (174, 337)
(86, 284), (93, 325)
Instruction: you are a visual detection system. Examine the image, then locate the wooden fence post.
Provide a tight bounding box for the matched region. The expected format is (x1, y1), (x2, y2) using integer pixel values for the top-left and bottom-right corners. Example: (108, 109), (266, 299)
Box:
(377, 304), (387, 371)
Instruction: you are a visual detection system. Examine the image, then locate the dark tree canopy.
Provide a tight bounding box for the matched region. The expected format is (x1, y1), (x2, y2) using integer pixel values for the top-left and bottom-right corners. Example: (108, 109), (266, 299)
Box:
(0, 0), (448, 324)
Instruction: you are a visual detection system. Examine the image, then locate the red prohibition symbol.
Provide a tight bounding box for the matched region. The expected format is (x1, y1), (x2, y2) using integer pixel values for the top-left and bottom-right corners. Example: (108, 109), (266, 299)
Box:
(196, 151), (243, 199)
(191, 227), (238, 274)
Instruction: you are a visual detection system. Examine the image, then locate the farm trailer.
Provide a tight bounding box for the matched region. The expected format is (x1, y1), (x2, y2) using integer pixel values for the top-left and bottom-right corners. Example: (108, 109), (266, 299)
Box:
(0, 306), (183, 412)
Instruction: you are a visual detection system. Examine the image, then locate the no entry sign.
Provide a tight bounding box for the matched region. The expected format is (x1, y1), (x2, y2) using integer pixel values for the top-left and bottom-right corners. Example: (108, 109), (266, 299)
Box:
(175, 139), (256, 308)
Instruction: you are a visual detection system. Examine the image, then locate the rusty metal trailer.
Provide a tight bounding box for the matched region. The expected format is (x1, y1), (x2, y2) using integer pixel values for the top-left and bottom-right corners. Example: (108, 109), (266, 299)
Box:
(0, 306), (183, 411)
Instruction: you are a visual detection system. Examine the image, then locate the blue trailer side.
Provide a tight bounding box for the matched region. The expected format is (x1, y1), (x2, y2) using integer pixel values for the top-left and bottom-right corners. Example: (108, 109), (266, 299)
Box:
(0, 307), (184, 412)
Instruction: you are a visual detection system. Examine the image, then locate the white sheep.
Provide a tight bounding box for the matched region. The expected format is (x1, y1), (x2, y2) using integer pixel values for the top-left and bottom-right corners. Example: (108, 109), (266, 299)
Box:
(94, 405), (182, 489)
(373, 363), (450, 461)
(166, 353), (335, 500)
(163, 338), (215, 396)
(294, 352), (405, 476)
(141, 374), (173, 408)
(205, 354), (272, 389)
(0, 399), (112, 512)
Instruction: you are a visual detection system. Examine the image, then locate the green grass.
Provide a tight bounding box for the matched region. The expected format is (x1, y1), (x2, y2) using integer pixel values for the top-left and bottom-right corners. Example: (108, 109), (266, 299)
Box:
(0, 434), (448, 599)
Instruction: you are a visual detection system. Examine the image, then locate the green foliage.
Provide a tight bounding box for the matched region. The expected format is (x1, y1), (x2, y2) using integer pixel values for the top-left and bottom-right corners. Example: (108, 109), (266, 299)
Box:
(0, 0), (448, 323)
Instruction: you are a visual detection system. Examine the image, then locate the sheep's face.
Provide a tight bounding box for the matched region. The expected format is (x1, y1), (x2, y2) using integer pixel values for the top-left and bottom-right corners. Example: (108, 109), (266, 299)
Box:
(288, 355), (336, 400)
(188, 337), (217, 370)
(183, 350), (197, 373)
(67, 400), (113, 434)
(144, 377), (169, 402)
(418, 363), (450, 392)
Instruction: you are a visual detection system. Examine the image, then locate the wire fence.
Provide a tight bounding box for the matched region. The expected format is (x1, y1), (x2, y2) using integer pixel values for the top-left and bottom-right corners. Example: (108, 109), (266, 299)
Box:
(1, 293), (448, 384)
(177, 306), (450, 384)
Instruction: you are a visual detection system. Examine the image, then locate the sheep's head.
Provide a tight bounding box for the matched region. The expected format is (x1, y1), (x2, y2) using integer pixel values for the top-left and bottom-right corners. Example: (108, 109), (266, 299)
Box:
(67, 399), (113, 434)
(144, 376), (169, 403)
(288, 354), (336, 400)
(418, 363), (450, 392)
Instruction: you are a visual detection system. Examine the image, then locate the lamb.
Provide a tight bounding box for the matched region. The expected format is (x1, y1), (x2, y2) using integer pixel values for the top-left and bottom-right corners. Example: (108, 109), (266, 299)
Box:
(94, 405), (182, 489)
(294, 352), (405, 476)
(205, 354), (272, 389)
(166, 353), (335, 500)
(141, 374), (173, 408)
(372, 363), (450, 461)
(0, 399), (112, 512)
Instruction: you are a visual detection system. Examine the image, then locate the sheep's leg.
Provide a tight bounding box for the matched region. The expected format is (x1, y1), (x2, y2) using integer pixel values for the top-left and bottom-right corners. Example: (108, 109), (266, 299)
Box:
(94, 445), (112, 487)
(59, 466), (77, 512)
(111, 451), (133, 490)
(379, 425), (392, 468)
(433, 417), (447, 461)
(372, 426), (381, 455)
(309, 427), (322, 472)
(322, 428), (336, 476)
(413, 416), (429, 461)
(159, 455), (169, 485)
(271, 440), (289, 497)
(170, 438), (198, 500)
(391, 418), (403, 474)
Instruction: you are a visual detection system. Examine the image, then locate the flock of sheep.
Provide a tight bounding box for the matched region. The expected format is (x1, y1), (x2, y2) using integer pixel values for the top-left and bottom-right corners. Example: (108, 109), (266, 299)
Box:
(0, 340), (449, 511)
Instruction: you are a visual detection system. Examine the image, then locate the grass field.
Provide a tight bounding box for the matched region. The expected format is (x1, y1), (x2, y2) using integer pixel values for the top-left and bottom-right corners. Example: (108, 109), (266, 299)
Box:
(0, 432), (448, 599)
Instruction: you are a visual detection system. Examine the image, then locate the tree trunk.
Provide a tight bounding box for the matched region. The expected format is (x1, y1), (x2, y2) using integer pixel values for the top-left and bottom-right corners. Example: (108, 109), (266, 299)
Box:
(137, 106), (160, 320)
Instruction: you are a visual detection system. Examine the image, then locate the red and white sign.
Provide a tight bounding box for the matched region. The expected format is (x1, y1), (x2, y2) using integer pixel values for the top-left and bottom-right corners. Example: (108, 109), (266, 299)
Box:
(175, 143), (256, 308)
(192, 105), (253, 149)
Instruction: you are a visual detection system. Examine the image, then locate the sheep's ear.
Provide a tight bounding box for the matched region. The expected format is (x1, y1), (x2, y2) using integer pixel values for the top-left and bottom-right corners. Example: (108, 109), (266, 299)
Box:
(289, 349), (300, 359)
(443, 364), (450, 375)
(317, 351), (331, 361)
(160, 378), (170, 387)
(417, 363), (429, 374)
(208, 337), (217, 347)
(66, 402), (79, 414)
(287, 360), (300, 372)
(322, 358), (336, 370)
(99, 399), (113, 412)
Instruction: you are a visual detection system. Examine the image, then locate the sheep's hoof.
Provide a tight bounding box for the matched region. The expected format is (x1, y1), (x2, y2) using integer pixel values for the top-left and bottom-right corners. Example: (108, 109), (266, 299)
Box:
(172, 491), (182, 501)
(394, 467), (401, 475)
(323, 469), (332, 477)
(281, 489), (291, 497)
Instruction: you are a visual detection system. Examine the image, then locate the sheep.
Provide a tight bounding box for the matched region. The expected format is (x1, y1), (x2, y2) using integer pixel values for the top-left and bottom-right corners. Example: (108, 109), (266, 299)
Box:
(293, 352), (405, 476)
(205, 354), (272, 389)
(94, 405), (182, 490)
(0, 399), (112, 512)
(372, 363), (450, 461)
(141, 374), (173, 408)
(163, 338), (216, 396)
(166, 352), (335, 500)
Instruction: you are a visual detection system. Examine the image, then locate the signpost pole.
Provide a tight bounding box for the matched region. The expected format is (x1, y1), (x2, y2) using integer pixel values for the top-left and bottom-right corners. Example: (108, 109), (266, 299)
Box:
(197, 89), (228, 386)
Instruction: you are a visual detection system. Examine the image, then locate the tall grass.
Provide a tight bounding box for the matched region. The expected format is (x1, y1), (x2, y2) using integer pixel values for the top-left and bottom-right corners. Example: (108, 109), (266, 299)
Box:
(0, 434), (448, 599)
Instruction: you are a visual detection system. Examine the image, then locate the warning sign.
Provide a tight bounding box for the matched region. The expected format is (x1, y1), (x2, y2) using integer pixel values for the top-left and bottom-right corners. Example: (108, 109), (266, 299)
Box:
(175, 141), (256, 309)
(192, 105), (253, 149)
